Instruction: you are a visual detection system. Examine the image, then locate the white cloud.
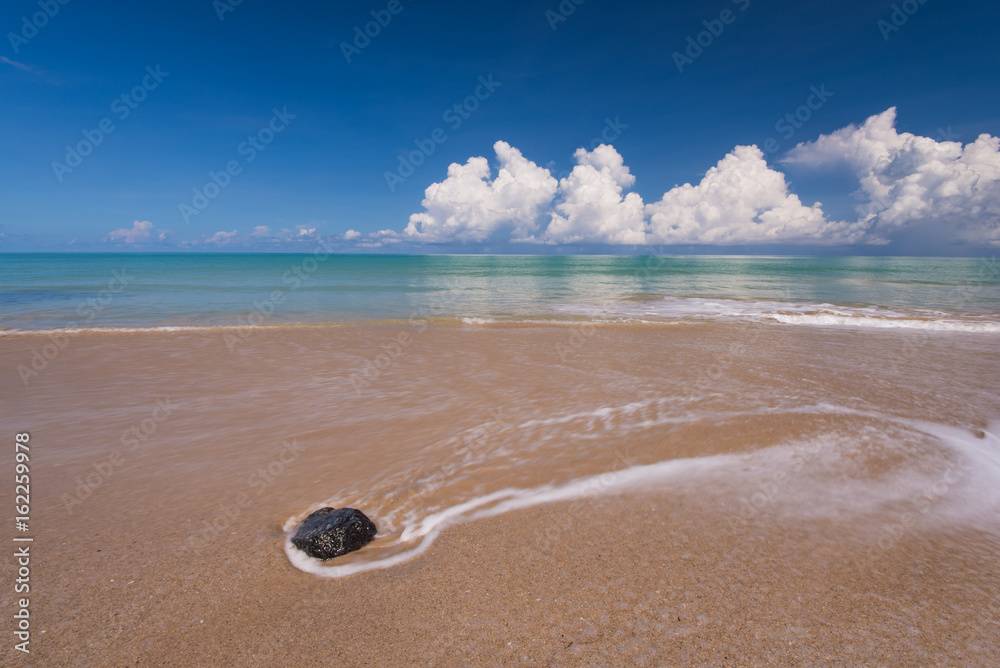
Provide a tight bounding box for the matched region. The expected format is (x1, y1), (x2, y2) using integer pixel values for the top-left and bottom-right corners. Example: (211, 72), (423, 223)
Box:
(576, 143), (636, 189)
(785, 107), (1000, 245)
(404, 140), (558, 243)
(399, 111), (1000, 247)
(205, 230), (238, 246)
(404, 141), (846, 246)
(646, 145), (864, 245)
(371, 229), (403, 245)
(106, 220), (154, 245)
(343, 229), (361, 240)
(250, 225), (271, 237)
(541, 145), (648, 245)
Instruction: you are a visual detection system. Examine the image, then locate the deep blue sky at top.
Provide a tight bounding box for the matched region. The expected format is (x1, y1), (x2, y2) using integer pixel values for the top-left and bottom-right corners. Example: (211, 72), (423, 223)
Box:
(1, 0), (998, 250)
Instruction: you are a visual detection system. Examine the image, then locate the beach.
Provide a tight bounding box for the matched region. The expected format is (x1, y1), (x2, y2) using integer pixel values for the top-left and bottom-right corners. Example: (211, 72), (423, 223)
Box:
(2, 314), (999, 665)
(6, 0), (1000, 661)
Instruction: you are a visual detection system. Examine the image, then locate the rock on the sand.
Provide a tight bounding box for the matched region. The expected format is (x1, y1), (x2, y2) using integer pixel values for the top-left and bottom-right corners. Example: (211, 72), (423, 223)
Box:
(291, 507), (377, 560)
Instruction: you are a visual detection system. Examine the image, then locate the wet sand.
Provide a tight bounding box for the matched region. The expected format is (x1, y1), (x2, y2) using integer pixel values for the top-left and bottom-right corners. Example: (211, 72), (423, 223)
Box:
(1, 322), (999, 665)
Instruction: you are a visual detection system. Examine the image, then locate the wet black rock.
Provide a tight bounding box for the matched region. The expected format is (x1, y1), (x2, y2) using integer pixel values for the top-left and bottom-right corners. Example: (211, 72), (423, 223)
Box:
(292, 507), (377, 560)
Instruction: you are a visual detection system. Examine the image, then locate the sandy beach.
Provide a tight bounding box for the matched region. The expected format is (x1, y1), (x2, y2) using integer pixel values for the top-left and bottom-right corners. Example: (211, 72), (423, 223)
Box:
(4, 0), (999, 661)
(2, 321), (999, 665)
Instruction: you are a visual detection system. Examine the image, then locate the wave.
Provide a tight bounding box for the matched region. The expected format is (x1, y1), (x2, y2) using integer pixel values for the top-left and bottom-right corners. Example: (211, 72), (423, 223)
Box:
(0, 325), (229, 336)
(4, 298), (998, 336)
(0, 321), (361, 337)
(770, 313), (1000, 332)
(553, 297), (1000, 332)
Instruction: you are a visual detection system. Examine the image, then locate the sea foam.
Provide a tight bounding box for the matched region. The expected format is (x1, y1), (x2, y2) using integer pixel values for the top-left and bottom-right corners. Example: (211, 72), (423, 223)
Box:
(285, 416), (1000, 578)
(554, 296), (1000, 331)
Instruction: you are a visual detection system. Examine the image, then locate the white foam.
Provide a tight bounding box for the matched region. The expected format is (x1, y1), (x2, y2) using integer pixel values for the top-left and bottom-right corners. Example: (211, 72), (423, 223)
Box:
(0, 325), (222, 336)
(771, 313), (1000, 332)
(910, 421), (1000, 523)
(553, 297), (1000, 332)
(460, 317), (683, 327)
(285, 417), (1000, 579)
(284, 453), (734, 578)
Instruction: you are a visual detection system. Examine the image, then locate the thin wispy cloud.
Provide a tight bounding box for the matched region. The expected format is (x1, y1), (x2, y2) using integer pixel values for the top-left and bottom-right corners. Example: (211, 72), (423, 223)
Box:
(0, 56), (41, 75)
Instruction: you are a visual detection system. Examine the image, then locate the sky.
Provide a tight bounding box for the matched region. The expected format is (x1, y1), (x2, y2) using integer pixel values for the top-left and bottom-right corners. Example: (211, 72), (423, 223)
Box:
(1, 0), (999, 254)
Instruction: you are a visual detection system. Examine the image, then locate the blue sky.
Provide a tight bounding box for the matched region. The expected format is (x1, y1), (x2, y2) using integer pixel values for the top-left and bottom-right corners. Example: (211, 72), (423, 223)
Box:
(2, 0), (999, 253)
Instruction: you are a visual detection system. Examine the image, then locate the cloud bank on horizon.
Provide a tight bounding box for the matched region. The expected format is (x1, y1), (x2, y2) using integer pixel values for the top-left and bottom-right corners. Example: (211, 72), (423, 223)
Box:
(399, 107), (1000, 248)
(107, 108), (1000, 250)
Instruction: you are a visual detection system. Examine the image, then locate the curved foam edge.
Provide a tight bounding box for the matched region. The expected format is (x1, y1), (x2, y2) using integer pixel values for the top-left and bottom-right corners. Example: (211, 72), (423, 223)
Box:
(284, 419), (1000, 578)
(284, 452), (755, 578)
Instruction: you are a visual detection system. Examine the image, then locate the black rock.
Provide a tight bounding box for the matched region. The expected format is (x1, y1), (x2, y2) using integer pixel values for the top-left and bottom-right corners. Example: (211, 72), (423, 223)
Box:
(291, 507), (377, 560)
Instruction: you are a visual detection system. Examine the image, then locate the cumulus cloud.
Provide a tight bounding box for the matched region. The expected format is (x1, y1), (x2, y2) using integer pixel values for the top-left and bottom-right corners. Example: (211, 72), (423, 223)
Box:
(400, 110), (1000, 247)
(404, 140), (558, 243)
(785, 107), (1000, 245)
(343, 229), (361, 240)
(541, 145), (647, 244)
(106, 220), (154, 245)
(646, 145), (865, 245)
(251, 225), (271, 237)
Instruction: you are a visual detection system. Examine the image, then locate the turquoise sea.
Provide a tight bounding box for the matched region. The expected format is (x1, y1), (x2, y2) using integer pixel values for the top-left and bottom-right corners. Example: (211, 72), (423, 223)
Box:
(1, 253), (999, 332)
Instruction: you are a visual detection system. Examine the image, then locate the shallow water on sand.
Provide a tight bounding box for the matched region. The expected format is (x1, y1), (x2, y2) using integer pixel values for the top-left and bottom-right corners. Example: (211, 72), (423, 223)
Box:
(3, 253), (999, 330)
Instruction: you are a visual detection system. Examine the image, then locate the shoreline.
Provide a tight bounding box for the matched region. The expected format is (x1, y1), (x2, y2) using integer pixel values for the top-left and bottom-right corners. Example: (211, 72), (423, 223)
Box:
(4, 310), (1000, 337)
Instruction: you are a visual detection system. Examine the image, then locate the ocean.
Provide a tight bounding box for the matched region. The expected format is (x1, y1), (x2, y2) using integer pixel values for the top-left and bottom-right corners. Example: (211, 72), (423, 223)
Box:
(2, 253), (999, 331)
